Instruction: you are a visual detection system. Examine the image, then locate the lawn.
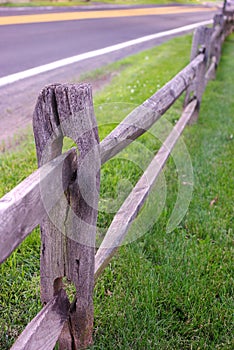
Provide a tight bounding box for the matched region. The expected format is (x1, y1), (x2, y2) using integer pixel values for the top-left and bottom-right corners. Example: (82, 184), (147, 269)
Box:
(0, 33), (233, 349)
(0, 0), (211, 8)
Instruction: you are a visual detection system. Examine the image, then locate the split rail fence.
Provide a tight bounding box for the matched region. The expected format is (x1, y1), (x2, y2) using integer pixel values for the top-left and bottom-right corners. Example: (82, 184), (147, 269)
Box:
(0, 8), (234, 350)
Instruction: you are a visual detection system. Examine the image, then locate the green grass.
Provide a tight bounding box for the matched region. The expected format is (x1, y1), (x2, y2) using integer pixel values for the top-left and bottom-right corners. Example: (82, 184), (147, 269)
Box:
(0, 33), (234, 349)
(0, 0), (210, 9)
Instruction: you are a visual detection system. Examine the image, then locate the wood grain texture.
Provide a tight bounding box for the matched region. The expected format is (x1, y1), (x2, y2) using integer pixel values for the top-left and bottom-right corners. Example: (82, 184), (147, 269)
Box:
(0, 149), (76, 264)
(33, 83), (100, 350)
(211, 15), (224, 64)
(205, 56), (217, 84)
(10, 290), (70, 350)
(223, 16), (234, 38)
(95, 99), (197, 280)
(99, 54), (203, 164)
(184, 26), (212, 123)
(33, 84), (69, 304)
(1, 13), (233, 349)
(208, 19), (222, 83)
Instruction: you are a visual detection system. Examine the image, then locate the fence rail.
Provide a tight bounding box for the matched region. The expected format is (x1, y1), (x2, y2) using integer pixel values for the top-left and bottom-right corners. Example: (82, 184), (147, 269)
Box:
(1, 8), (234, 350)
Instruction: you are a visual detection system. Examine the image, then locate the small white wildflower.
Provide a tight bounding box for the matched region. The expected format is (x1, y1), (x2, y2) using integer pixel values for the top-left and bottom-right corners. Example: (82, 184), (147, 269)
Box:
(145, 56), (149, 60)
(130, 89), (135, 93)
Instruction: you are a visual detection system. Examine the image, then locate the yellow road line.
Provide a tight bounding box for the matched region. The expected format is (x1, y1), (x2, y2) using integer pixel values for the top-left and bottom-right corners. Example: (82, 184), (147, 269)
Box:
(0, 6), (217, 26)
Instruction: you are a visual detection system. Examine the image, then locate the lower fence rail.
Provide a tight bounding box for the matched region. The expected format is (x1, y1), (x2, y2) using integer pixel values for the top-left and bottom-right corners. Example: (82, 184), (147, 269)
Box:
(0, 9), (233, 350)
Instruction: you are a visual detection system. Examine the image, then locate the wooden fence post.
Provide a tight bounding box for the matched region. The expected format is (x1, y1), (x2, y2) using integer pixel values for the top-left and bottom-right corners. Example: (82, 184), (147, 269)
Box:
(33, 83), (100, 349)
(225, 13), (234, 37)
(212, 14), (224, 63)
(184, 26), (212, 124)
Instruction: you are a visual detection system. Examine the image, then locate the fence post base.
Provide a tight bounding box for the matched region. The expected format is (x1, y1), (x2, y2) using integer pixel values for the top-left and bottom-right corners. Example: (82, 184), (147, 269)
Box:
(33, 83), (100, 349)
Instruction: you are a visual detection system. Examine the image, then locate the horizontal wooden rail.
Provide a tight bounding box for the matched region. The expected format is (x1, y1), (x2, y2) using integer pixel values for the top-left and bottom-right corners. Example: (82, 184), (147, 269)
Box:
(99, 53), (204, 164)
(95, 99), (197, 279)
(10, 290), (70, 350)
(1, 11), (234, 350)
(0, 149), (77, 264)
(0, 14), (230, 265)
(0, 54), (204, 265)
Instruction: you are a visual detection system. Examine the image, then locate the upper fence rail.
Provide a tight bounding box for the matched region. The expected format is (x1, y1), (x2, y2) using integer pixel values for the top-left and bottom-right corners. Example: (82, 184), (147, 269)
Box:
(0, 8), (234, 350)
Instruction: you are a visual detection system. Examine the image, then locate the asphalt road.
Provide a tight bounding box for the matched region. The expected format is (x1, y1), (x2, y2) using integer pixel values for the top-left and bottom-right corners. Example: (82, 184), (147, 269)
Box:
(0, 5), (218, 144)
(0, 6), (217, 77)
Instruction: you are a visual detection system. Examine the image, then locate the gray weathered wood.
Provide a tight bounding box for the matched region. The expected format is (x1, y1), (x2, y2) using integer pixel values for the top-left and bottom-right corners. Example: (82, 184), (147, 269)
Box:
(100, 53), (204, 164)
(208, 19), (222, 82)
(10, 290), (70, 350)
(210, 25), (222, 45)
(224, 15), (234, 37)
(184, 26), (212, 123)
(0, 54), (204, 265)
(209, 26), (221, 71)
(205, 56), (217, 84)
(0, 149), (76, 264)
(33, 83), (100, 350)
(211, 15), (224, 64)
(95, 99), (197, 280)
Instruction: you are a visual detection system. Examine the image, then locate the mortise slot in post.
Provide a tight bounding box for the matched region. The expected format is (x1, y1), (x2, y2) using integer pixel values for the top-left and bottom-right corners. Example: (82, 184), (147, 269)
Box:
(33, 83), (100, 349)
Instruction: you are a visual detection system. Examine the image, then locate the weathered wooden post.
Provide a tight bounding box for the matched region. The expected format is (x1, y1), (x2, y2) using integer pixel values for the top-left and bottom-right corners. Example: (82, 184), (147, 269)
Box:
(184, 26), (212, 123)
(225, 12), (234, 37)
(205, 15), (224, 84)
(212, 14), (225, 62)
(33, 83), (100, 349)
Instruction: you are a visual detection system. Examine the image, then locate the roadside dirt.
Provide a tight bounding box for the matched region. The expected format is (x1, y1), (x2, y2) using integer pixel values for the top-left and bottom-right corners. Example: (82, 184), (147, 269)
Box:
(0, 67), (117, 151)
(0, 27), (198, 151)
